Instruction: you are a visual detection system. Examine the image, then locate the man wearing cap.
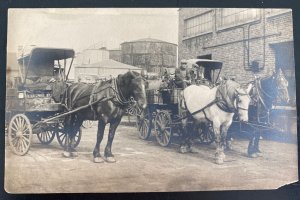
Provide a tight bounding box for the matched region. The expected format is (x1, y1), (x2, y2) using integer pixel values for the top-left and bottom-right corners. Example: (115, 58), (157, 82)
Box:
(174, 59), (191, 88)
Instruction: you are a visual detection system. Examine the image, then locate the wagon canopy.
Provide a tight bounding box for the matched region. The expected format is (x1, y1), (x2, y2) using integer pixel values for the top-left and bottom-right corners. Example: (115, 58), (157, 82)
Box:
(186, 59), (223, 84)
(18, 47), (75, 81)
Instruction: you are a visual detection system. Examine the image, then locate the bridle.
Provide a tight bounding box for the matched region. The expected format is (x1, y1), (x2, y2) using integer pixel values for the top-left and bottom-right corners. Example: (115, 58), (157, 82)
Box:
(117, 75), (146, 116)
(216, 84), (250, 114)
(234, 89), (250, 113)
(255, 72), (288, 109)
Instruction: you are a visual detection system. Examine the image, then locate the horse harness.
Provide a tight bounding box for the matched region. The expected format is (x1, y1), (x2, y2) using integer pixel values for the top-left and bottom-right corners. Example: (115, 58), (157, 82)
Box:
(215, 83), (249, 114)
(178, 83), (249, 123)
(88, 77), (142, 119)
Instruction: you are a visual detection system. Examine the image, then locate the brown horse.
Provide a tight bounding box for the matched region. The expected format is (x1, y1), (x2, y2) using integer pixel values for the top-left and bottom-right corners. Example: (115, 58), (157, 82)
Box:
(245, 69), (289, 157)
(63, 71), (147, 163)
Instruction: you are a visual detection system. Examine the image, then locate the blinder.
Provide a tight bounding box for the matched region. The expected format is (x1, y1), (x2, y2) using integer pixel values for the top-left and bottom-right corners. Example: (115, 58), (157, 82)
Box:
(234, 88), (250, 113)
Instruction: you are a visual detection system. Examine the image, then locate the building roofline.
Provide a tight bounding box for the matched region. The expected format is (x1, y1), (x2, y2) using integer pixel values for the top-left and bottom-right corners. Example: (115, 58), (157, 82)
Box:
(121, 38), (177, 46)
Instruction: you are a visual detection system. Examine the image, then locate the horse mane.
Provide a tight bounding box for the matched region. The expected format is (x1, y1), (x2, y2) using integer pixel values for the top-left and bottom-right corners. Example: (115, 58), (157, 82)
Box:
(253, 69), (287, 110)
(216, 80), (241, 112)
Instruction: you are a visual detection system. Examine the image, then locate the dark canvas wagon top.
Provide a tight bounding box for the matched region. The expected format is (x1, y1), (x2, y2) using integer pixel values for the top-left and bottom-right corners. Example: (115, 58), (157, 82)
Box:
(6, 47), (75, 113)
(186, 59), (223, 85)
(18, 47), (75, 82)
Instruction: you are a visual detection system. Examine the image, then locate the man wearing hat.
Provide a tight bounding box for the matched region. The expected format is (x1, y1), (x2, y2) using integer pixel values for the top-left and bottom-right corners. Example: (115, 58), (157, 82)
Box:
(174, 59), (191, 88)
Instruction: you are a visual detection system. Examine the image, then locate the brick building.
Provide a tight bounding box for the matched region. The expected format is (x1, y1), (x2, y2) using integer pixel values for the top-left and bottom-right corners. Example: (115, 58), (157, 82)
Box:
(178, 8), (295, 101)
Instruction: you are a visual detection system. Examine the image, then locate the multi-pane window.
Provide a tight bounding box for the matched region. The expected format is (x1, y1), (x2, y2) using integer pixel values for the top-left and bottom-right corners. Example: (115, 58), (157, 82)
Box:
(184, 11), (212, 38)
(220, 8), (260, 28)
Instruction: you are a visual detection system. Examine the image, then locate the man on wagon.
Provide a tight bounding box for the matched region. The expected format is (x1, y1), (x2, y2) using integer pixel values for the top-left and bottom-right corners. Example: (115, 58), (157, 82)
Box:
(174, 59), (191, 88)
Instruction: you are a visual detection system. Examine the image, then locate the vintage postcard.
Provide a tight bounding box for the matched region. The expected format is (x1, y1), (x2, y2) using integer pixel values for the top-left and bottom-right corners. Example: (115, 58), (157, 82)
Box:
(5, 8), (298, 193)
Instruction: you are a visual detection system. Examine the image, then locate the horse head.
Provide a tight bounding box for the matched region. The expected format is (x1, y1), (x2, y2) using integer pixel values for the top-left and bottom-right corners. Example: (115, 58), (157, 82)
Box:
(274, 68), (289, 103)
(218, 80), (251, 122)
(123, 71), (147, 110)
(234, 83), (252, 122)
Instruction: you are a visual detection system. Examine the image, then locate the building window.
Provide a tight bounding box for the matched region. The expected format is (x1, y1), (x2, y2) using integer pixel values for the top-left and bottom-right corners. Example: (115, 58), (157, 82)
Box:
(184, 11), (213, 38)
(219, 8), (260, 28)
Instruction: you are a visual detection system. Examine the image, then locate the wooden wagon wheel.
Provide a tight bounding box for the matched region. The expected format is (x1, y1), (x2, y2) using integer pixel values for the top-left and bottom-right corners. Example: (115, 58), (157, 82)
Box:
(56, 125), (82, 148)
(154, 111), (172, 147)
(37, 130), (56, 145)
(136, 110), (152, 140)
(81, 120), (95, 129)
(8, 114), (33, 156)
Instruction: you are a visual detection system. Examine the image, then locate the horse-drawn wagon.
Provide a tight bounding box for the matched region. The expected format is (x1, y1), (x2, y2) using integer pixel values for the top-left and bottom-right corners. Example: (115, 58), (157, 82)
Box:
(136, 59), (223, 146)
(5, 47), (82, 155)
(136, 59), (254, 164)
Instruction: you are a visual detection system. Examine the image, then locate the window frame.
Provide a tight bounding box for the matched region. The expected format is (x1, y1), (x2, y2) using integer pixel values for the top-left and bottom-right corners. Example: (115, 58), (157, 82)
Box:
(217, 8), (261, 31)
(183, 10), (213, 39)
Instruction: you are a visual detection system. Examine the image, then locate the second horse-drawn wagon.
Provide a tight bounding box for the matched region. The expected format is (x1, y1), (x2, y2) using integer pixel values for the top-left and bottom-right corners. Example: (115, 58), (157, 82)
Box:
(136, 59), (223, 147)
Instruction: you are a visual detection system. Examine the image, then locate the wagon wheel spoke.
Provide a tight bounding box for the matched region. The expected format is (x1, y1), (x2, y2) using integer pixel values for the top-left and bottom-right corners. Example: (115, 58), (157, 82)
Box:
(155, 111), (172, 147)
(8, 114), (32, 156)
(136, 110), (152, 140)
(11, 137), (19, 147)
(12, 120), (18, 131)
(142, 121), (149, 137)
(10, 125), (18, 132)
(20, 117), (25, 130)
(20, 139), (26, 153)
(37, 129), (56, 145)
(22, 136), (30, 145)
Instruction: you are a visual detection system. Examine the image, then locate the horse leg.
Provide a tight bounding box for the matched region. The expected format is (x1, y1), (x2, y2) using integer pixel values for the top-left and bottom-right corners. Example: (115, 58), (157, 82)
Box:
(213, 123), (224, 164)
(248, 129), (260, 158)
(221, 123), (231, 154)
(179, 118), (192, 154)
(225, 123), (236, 151)
(69, 114), (83, 157)
(254, 130), (262, 155)
(62, 115), (73, 158)
(93, 120), (106, 163)
(104, 116), (122, 163)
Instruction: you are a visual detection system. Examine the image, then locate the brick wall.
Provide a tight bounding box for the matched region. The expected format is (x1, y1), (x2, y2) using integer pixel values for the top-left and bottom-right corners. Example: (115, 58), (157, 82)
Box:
(178, 8), (294, 84)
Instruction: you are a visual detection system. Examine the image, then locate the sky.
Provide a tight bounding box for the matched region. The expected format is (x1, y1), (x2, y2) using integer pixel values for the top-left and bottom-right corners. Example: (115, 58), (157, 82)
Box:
(7, 8), (179, 53)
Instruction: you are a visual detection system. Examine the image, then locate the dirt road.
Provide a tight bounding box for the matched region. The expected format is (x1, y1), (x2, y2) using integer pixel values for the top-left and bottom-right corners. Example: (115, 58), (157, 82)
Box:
(4, 122), (298, 193)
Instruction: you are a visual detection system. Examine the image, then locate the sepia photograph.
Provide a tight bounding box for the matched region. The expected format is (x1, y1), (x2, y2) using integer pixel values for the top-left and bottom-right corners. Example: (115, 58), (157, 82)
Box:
(5, 8), (298, 193)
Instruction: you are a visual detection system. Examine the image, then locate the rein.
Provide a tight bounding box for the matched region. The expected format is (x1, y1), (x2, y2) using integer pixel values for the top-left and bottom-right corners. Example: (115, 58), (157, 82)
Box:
(255, 77), (277, 110)
(216, 85), (249, 114)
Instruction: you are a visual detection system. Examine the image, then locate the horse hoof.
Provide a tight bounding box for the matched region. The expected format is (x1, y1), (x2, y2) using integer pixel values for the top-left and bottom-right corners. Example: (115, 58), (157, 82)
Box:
(226, 144), (233, 151)
(105, 157), (116, 163)
(179, 146), (191, 154)
(62, 151), (71, 158)
(215, 157), (224, 165)
(249, 153), (258, 158)
(93, 157), (104, 163)
(256, 152), (263, 157)
(220, 152), (226, 160)
(71, 151), (78, 157)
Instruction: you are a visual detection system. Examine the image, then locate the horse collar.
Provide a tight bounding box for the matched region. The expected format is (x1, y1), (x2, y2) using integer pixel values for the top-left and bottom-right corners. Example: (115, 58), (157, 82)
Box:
(112, 77), (132, 106)
(216, 88), (236, 113)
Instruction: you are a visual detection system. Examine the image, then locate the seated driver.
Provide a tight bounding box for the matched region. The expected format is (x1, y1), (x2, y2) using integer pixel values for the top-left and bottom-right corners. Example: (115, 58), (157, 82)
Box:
(174, 59), (191, 89)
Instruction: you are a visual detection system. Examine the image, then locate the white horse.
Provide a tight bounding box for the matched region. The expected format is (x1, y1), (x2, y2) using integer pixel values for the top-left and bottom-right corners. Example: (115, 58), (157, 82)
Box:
(183, 80), (252, 164)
